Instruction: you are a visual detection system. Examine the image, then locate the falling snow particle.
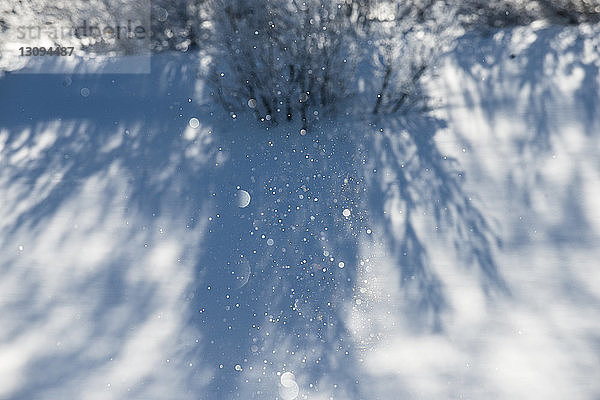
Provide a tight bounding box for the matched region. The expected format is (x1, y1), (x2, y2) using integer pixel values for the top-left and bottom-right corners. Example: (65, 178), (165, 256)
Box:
(338, 262), (345, 268)
(280, 372), (295, 386)
(267, 238), (274, 246)
(300, 129), (307, 136)
(80, 88), (90, 97)
(235, 189), (251, 208)
(342, 208), (351, 217)
(17, 245), (24, 251)
(234, 364), (243, 371)
(248, 98), (257, 108)
(189, 118), (200, 128)
(156, 7), (168, 21)
(279, 372), (300, 400)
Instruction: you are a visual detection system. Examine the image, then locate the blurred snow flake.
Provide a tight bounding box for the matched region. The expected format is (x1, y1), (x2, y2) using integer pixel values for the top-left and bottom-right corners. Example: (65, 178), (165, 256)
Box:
(188, 117), (200, 128)
(234, 189), (251, 208)
(279, 372), (299, 400)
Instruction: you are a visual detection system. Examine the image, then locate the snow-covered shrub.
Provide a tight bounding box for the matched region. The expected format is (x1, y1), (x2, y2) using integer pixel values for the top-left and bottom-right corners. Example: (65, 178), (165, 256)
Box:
(457, 0), (600, 28)
(205, 0), (459, 124)
(206, 0), (356, 127)
(367, 0), (458, 115)
(150, 0), (211, 52)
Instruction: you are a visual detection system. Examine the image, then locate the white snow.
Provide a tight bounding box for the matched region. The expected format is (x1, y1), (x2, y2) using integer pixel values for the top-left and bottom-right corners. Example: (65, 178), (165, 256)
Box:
(1, 22), (600, 400)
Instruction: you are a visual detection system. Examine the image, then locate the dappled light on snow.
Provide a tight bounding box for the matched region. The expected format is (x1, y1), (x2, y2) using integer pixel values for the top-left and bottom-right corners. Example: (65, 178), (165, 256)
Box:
(1, 12), (600, 400)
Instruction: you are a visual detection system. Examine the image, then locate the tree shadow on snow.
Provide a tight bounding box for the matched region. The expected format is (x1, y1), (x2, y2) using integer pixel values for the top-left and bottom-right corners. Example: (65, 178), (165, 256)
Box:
(449, 24), (600, 247)
(187, 111), (507, 398)
(0, 53), (506, 399)
(453, 25), (600, 154)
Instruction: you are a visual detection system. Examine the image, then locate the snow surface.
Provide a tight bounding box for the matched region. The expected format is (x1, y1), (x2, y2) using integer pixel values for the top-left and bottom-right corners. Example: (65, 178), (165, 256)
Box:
(1, 24), (600, 399)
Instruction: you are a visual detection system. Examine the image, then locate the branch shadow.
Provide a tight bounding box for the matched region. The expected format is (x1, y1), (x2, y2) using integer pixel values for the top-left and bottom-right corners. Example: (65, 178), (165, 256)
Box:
(188, 111), (507, 397)
(0, 51), (506, 399)
(0, 54), (218, 399)
(453, 24), (600, 154)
